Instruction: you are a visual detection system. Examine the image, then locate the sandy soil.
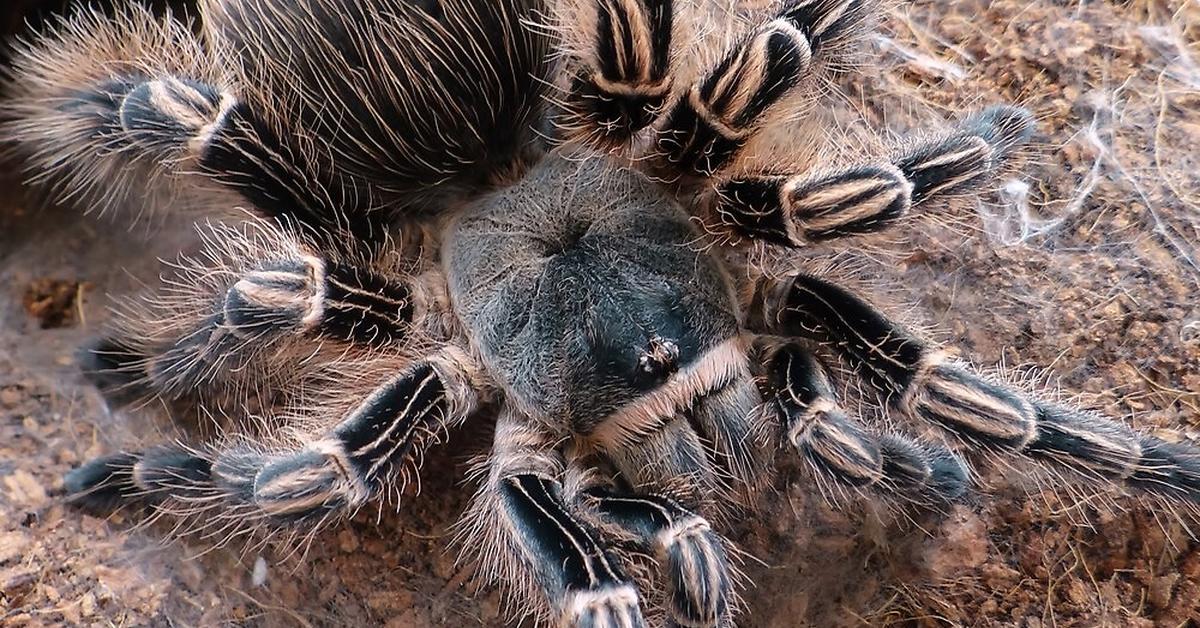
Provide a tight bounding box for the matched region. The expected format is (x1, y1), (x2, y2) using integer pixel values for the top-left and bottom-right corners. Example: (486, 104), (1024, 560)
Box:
(1, 0), (1198, 626)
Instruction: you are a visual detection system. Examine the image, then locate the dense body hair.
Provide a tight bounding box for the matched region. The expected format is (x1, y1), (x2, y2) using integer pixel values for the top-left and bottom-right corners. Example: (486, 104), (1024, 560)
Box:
(2, 0), (551, 228)
(203, 0), (552, 215)
(3, 0), (1198, 627)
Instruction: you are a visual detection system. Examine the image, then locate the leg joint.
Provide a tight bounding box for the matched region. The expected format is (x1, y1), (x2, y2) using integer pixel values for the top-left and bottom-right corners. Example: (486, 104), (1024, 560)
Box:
(118, 76), (236, 158)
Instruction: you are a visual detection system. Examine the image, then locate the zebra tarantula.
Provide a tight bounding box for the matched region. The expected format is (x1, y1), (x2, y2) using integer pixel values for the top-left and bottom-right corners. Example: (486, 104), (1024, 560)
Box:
(5, 0), (1200, 625)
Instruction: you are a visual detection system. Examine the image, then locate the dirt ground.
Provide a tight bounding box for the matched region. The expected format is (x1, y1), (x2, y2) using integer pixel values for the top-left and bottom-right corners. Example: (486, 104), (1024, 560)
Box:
(2, 0), (1199, 626)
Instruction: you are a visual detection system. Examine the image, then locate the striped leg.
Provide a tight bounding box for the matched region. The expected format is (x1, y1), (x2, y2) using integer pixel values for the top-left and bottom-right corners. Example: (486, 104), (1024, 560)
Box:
(83, 223), (425, 406)
(654, 0), (874, 177)
(1, 5), (380, 247)
(585, 487), (734, 628)
(1, 5), (212, 220)
(712, 105), (1035, 245)
(754, 273), (1200, 501)
(556, 0), (872, 166)
(65, 350), (475, 526)
(96, 73), (375, 245)
(760, 342), (968, 502)
(465, 412), (647, 628)
(583, 396), (750, 625)
(558, 0), (674, 147)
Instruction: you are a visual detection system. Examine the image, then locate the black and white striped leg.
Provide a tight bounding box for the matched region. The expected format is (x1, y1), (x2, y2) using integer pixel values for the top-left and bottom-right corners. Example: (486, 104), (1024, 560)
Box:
(560, 0), (673, 147)
(2, 6), (206, 219)
(4, 35), (380, 247)
(712, 105), (1035, 245)
(83, 240), (424, 405)
(467, 413), (647, 628)
(596, 365), (765, 512)
(760, 342), (968, 502)
(115, 75), (381, 245)
(655, 0), (874, 176)
(755, 273), (1200, 501)
(66, 351), (475, 525)
(586, 487), (734, 628)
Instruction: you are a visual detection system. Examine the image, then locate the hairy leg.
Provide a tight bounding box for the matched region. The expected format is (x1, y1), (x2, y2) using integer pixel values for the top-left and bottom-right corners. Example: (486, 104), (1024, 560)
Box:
(752, 273), (1200, 501)
(66, 348), (478, 531)
(556, 0), (1033, 252)
(556, 0), (873, 166)
(463, 411), (647, 627)
(585, 486), (735, 628)
(585, 410), (745, 627)
(758, 340), (969, 503)
(591, 387), (753, 626)
(554, 0), (1030, 250)
(653, 0), (874, 177)
(1, 5), (223, 219)
(1, 5), (385, 247)
(84, 221), (427, 406)
(711, 105), (1034, 245)
(5, 0), (552, 238)
(555, 0), (674, 147)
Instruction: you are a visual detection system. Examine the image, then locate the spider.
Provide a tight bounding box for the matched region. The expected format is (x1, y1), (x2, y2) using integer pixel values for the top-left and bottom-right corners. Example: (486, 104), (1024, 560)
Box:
(4, 0), (1198, 625)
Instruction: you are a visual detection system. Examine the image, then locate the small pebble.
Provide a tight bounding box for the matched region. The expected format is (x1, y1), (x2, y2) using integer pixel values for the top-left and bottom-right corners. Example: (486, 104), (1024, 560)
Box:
(1182, 320), (1200, 344)
(252, 556), (268, 587)
(338, 529), (360, 553)
(0, 387), (21, 407)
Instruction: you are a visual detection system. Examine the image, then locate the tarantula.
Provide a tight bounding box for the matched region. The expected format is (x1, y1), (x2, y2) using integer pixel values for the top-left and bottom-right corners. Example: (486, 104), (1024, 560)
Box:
(4, 0), (1199, 625)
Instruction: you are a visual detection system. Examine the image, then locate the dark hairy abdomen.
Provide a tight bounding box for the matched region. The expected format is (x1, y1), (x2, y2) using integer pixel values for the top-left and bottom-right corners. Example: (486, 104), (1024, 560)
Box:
(207, 0), (551, 215)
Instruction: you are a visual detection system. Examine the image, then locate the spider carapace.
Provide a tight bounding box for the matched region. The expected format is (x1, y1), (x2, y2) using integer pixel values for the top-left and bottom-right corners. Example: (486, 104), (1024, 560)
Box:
(4, 0), (1198, 625)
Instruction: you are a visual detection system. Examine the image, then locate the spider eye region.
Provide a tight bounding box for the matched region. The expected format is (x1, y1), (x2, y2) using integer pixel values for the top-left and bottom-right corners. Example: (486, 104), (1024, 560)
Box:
(446, 157), (740, 433)
(638, 336), (681, 382)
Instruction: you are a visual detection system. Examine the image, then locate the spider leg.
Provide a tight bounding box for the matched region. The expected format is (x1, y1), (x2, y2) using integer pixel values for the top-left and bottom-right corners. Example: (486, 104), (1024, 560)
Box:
(558, 0), (872, 162)
(592, 406), (747, 626)
(465, 411), (647, 628)
(653, 0), (874, 177)
(563, 0), (1030, 246)
(1, 5), (382, 247)
(712, 105), (1034, 246)
(557, 0), (674, 147)
(753, 273), (1200, 501)
(65, 349), (477, 528)
(584, 486), (735, 628)
(1, 5), (215, 220)
(84, 221), (425, 406)
(758, 341), (969, 503)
